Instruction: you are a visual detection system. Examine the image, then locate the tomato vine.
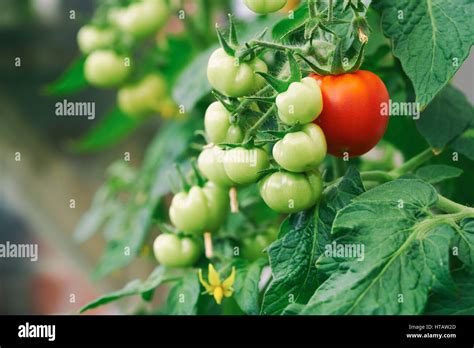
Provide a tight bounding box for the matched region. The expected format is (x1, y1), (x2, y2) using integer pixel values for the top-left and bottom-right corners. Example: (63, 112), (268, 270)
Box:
(54, 0), (474, 316)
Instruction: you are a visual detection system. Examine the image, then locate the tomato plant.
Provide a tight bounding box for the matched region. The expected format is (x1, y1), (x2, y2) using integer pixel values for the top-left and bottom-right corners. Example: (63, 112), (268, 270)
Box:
(55, 0), (473, 318)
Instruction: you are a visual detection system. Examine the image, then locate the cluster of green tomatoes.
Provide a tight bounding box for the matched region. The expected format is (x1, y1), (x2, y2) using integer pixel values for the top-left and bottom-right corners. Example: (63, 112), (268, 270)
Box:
(153, 0), (329, 269)
(77, 0), (176, 118)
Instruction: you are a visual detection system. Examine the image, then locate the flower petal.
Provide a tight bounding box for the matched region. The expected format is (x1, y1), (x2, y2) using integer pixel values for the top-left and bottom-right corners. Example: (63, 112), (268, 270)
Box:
(208, 264), (221, 287)
(222, 267), (236, 289)
(198, 269), (213, 293)
(213, 287), (224, 305)
(224, 288), (233, 298)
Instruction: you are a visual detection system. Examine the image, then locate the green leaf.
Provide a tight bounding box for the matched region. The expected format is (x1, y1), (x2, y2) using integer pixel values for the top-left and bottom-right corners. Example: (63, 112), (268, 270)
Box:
(161, 36), (196, 87)
(73, 107), (139, 153)
(44, 57), (87, 95)
(375, 0), (474, 108)
(79, 266), (168, 313)
(172, 45), (216, 112)
(261, 166), (365, 315)
(415, 164), (463, 184)
(165, 271), (200, 315)
(453, 218), (474, 272)
(93, 118), (200, 278)
(74, 186), (116, 242)
(452, 123), (474, 160)
(233, 258), (268, 315)
(425, 268), (474, 315)
(299, 179), (455, 315)
(272, 4), (308, 40)
(415, 85), (473, 149)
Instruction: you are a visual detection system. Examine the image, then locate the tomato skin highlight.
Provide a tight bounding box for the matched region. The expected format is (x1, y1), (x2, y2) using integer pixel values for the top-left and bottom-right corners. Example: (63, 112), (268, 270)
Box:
(310, 70), (389, 157)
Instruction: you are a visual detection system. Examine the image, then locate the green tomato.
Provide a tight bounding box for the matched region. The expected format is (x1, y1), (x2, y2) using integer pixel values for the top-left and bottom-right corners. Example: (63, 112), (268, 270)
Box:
(244, 0), (287, 14)
(204, 102), (243, 144)
(153, 234), (201, 268)
(110, 0), (169, 39)
(241, 232), (276, 261)
(118, 74), (167, 117)
(198, 146), (235, 187)
(259, 170), (323, 213)
(169, 182), (229, 235)
(276, 77), (323, 125)
(360, 141), (403, 172)
(273, 123), (327, 172)
(207, 48), (268, 98)
(224, 147), (269, 185)
(84, 50), (131, 88)
(77, 25), (116, 54)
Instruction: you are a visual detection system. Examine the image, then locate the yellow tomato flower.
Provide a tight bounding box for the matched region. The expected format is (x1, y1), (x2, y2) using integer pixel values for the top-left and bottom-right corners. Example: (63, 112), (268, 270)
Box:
(198, 264), (236, 305)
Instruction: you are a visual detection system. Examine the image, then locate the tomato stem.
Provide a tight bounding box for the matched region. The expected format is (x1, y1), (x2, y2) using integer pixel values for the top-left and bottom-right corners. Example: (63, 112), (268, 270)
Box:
(232, 85), (273, 116)
(390, 147), (439, 176)
(327, 0), (334, 22)
(243, 105), (276, 143)
(436, 195), (474, 215)
(331, 156), (347, 179)
(250, 40), (299, 53)
(204, 232), (214, 259)
(229, 187), (239, 213)
(308, 0), (317, 18)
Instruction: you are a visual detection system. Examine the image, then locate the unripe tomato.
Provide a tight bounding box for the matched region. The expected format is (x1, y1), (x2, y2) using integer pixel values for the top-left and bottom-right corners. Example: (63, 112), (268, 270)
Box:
(77, 25), (115, 54)
(207, 48), (268, 97)
(276, 77), (323, 125)
(109, 0), (169, 39)
(224, 147), (269, 185)
(259, 170), (323, 213)
(281, 0), (300, 12)
(310, 71), (389, 157)
(118, 74), (167, 117)
(244, 0), (287, 14)
(241, 230), (276, 261)
(204, 102), (243, 144)
(153, 234), (201, 268)
(84, 50), (131, 88)
(169, 182), (229, 235)
(198, 146), (235, 187)
(273, 123), (327, 172)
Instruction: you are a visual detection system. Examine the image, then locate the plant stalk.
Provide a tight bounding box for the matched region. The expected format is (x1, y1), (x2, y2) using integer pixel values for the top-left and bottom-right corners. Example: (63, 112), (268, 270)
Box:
(244, 105), (276, 142)
(436, 195), (474, 214)
(390, 147), (439, 176)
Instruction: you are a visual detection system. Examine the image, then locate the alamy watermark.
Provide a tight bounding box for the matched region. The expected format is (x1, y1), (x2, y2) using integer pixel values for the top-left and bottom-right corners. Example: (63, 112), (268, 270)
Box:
(55, 99), (95, 120)
(324, 241), (365, 261)
(381, 99), (420, 120)
(0, 241), (38, 261)
(202, 148), (258, 167)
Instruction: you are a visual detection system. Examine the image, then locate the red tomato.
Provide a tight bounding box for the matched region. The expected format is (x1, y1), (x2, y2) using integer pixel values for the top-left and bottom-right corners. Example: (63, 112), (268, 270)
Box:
(310, 70), (389, 157)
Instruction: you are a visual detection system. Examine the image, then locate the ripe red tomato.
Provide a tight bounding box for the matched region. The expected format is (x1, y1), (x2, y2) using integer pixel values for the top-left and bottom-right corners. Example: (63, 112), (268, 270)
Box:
(310, 70), (389, 157)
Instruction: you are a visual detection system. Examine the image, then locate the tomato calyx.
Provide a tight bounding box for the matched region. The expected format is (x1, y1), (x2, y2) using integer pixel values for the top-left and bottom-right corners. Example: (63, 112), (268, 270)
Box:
(215, 14), (264, 63)
(256, 51), (302, 94)
(298, 38), (367, 76)
(258, 122), (304, 141)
